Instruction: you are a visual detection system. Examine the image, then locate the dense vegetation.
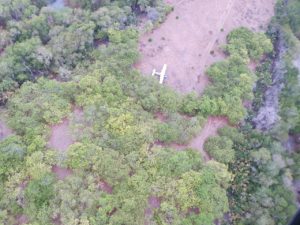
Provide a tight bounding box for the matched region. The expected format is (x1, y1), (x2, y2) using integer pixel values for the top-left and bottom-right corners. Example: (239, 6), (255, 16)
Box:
(0, 0), (299, 225)
(227, 1), (300, 224)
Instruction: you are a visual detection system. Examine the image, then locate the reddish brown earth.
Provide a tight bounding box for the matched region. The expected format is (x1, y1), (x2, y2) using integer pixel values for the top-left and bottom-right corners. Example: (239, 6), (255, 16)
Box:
(0, 119), (12, 140)
(98, 181), (113, 194)
(52, 165), (73, 180)
(48, 108), (84, 180)
(48, 119), (74, 152)
(136, 0), (275, 94)
(48, 118), (73, 180)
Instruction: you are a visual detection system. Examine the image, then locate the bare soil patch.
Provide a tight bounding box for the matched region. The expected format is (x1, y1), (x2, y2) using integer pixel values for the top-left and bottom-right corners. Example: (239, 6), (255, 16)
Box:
(136, 0), (275, 94)
(52, 165), (73, 180)
(0, 109), (13, 140)
(0, 119), (12, 140)
(15, 215), (28, 225)
(48, 108), (83, 180)
(48, 119), (73, 152)
(98, 181), (113, 194)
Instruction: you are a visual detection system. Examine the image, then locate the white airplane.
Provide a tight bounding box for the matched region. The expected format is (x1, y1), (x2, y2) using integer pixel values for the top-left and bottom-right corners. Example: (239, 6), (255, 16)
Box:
(152, 64), (167, 84)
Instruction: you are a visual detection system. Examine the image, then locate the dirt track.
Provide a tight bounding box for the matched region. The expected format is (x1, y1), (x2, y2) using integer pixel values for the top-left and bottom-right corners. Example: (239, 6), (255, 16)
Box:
(137, 0), (275, 160)
(172, 117), (229, 161)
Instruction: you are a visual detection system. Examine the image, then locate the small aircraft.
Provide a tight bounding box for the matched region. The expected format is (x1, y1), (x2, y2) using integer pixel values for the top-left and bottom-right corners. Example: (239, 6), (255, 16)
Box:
(152, 64), (167, 84)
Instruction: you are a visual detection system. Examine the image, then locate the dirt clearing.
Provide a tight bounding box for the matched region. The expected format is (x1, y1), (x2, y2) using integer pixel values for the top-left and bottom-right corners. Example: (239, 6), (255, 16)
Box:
(136, 0), (275, 94)
(0, 109), (13, 140)
(0, 119), (12, 140)
(48, 108), (83, 180)
(137, 0), (275, 161)
(48, 118), (74, 180)
(48, 119), (73, 152)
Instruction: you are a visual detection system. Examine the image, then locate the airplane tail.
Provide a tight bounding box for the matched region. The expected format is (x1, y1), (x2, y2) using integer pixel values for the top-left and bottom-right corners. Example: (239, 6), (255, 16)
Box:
(152, 69), (156, 76)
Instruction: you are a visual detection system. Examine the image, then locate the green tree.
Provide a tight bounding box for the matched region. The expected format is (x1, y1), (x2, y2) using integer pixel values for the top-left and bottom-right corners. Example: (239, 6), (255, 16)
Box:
(204, 136), (235, 164)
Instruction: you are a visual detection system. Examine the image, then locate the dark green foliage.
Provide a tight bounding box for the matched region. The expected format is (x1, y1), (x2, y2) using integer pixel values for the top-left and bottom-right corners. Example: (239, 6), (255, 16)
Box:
(49, 174), (102, 224)
(287, 0), (300, 39)
(152, 161), (232, 225)
(252, 59), (273, 113)
(155, 113), (203, 144)
(150, 148), (204, 177)
(204, 136), (235, 164)
(198, 29), (272, 123)
(24, 173), (55, 223)
(0, 136), (25, 182)
(226, 27), (273, 60)
(228, 127), (297, 225)
(0, 0), (297, 225)
(25, 173), (54, 210)
(0, 37), (45, 87)
(0, 0), (39, 26)
(180, 92), (202, 116)
(8, 78), (71, 136)
(48, 21), (96, 69)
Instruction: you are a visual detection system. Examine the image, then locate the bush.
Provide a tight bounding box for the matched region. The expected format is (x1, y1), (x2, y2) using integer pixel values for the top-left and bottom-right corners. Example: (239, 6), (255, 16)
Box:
(226, 27), (273, 60)
(155, 114), (202, 144)
(8, 78), (71, 136)
(204, 136), (235, 164)
(0, 136), (25, 182)
(24, 173), (55, 221)
(287, 0), (300, 38)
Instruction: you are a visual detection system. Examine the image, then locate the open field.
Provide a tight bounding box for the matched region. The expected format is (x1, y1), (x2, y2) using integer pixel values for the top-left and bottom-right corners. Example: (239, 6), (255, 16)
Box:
(136, 0), (275, 160)
(137, 0), (275, 94)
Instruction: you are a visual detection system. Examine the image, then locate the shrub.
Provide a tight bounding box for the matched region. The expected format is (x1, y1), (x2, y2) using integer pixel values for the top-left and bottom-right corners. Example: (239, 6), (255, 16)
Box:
(204, 136), (235, 164)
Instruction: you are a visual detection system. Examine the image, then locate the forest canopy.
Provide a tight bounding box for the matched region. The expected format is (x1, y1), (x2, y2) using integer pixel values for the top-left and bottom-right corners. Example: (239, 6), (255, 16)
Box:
(0, 0), (298, 225)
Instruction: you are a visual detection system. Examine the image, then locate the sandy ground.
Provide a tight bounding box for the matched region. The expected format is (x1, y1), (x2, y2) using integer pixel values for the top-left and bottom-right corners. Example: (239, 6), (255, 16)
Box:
(136, 0), (275, 94)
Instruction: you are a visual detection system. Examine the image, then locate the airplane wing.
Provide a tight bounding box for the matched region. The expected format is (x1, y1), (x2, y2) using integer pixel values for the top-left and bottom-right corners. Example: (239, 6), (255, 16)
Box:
(161, 64), (167, 75)
(159, 73), (164, 84)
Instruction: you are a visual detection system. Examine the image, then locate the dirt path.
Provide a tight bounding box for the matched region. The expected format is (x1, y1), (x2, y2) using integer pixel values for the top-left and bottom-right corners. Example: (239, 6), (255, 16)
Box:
(171, 117), (228, 161)
(184, 117), (228, 161)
